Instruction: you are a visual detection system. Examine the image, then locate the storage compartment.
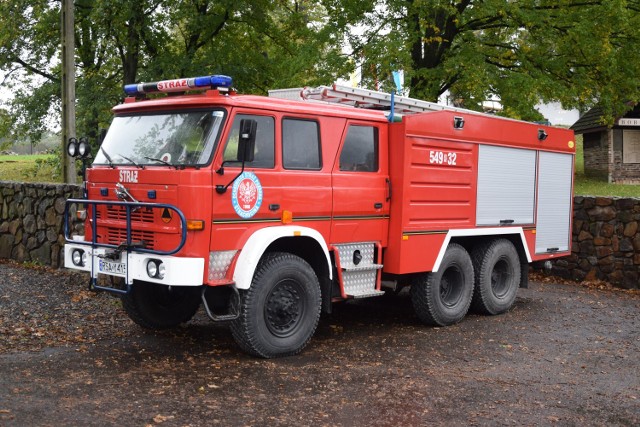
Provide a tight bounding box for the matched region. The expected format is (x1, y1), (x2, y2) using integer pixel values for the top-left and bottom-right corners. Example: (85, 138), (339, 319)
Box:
(535, 151), (573, 254)
(476, 145), (536, 226)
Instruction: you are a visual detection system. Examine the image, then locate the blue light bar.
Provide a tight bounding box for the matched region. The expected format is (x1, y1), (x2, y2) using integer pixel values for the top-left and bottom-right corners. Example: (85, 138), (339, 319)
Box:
(124, 75), (233, 96)
(194, 76), (213, 87)
(211, 75), (233, 88)
(124, 84), (141, 96)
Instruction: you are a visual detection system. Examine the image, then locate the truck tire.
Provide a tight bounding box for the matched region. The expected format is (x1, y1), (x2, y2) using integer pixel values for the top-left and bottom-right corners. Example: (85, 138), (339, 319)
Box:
(410, 243), (474, 326)
(121, 281), (201, 330)
(230, 252), (321, 358)
(470, 239), (521, 315)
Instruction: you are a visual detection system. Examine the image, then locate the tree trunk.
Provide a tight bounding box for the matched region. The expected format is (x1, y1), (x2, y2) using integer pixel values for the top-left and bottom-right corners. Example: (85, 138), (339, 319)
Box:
(407, 2), (464, 102)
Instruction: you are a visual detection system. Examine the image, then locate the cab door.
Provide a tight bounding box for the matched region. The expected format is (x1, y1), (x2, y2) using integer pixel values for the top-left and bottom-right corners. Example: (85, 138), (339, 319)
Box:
(331, 122), (390, 245)
(210, 111), (282, 256)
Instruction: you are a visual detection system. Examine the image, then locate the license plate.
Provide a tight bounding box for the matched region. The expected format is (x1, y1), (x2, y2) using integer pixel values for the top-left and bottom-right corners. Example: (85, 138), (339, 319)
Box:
(98, 259), (127, 276)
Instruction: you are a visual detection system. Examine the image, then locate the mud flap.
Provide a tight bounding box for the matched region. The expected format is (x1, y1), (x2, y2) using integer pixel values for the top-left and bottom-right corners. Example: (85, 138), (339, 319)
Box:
(520, 259), (529, 289)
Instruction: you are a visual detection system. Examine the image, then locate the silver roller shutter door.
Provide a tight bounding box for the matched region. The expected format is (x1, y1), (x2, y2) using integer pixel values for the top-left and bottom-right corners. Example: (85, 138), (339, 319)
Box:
(476, 145), (536, 226)
(535, 151), (573, 254)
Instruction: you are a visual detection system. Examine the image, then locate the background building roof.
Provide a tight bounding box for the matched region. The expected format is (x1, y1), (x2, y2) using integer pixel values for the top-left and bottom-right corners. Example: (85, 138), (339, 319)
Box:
(570, 107), (605, 134)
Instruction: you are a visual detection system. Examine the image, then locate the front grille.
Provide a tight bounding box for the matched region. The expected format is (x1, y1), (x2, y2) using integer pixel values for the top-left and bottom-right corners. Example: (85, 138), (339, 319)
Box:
(104, 227), (156, 249)
(98, 206), (155, 223)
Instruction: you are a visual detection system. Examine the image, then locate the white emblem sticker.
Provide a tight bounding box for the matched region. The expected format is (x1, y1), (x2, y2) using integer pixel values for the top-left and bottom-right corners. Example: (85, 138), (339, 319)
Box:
(231, 172), (263, 219)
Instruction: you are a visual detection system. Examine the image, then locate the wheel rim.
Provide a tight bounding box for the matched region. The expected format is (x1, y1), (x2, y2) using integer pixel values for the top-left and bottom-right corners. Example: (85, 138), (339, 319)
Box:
(440, 264), (465, 308)
(491, 257), (512, 298)
(264, 279), (304, 338)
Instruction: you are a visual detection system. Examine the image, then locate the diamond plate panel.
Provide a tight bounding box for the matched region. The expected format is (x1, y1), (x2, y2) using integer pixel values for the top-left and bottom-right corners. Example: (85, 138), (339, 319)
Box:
(335, 242), (375, 269)
(208, 250), (237, 280)
(343, 269), (377, 295)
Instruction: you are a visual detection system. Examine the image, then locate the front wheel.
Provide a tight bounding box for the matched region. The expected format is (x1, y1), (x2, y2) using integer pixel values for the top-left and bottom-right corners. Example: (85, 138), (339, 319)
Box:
(230, 252), (321, 358)
(410, 243), (474, 326)
(121, 281), (201, 329)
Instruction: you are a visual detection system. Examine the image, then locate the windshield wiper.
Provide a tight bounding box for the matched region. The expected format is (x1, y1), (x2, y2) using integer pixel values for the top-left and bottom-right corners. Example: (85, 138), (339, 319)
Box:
(100, 146), (115, 168)
(120, 154), (144, 169)
(144, 156), (174, 168)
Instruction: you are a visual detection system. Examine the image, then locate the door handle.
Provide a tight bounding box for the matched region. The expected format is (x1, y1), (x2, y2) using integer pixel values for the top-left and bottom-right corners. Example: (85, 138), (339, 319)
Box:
(374, 202), (383, 209)
(385, 178), (392, 202)
(269, 204), (280, 211)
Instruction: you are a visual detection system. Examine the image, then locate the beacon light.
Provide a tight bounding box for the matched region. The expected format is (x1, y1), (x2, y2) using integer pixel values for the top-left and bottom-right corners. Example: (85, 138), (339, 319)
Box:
(124, 75), (233, 96)
(210, 75), (232, 88)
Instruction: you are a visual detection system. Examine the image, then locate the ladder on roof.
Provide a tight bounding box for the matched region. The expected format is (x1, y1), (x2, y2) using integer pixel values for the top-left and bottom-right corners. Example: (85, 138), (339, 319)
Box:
(268, 83), (472, 116)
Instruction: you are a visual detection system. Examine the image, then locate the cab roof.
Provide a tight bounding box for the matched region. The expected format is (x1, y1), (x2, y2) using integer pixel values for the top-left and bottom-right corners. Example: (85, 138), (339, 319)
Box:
(113, 91), (390, 123)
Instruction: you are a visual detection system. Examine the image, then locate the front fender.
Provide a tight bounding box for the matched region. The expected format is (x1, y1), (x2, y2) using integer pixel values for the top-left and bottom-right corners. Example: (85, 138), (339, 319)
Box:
(232, 226), (332, 290)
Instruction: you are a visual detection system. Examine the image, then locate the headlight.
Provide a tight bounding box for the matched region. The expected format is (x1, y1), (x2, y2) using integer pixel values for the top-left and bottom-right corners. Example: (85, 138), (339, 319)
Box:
(146, 260), (158, 278)
(72, 249), (85, 266)
(157, 262), (166, 279)
(146, 259), (165, 279)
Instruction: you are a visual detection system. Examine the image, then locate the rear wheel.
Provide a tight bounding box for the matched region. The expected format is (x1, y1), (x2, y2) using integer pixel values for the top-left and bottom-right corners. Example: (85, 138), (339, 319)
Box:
(410, 243), (474, 326)
(230, 252), (321, 358)
(121, 281), (201, 329)
(471, 239), (521, 315)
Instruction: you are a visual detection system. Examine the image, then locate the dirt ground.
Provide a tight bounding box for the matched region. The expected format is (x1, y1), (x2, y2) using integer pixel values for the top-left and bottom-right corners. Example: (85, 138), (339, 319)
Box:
(1, 260), (639, 426)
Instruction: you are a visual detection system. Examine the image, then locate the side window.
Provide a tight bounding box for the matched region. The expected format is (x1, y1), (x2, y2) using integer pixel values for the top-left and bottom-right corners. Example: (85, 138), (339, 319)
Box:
(339, 125), (379, 172)
(223, 114), (275, 168)
(282, 119), (321, 170)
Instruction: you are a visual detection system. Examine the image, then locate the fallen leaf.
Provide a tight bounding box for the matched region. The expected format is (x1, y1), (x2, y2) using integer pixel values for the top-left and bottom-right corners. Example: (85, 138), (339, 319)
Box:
(152, 414), (174, 423)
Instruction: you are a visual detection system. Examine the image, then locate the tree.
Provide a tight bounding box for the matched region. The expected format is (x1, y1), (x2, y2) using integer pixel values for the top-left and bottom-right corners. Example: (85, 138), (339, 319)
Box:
(327, 0), (640, 121)
(5, 0), (637, 137)
(0, 0), (61, 142)
(0, 109), (13, 149)
(0, 0), (348, 149)
(151, 0), (350, 92)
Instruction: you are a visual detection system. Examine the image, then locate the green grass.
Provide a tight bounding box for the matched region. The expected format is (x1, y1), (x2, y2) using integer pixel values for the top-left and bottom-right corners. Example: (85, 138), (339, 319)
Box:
(573, 135), (584, 173)
(573, 138), (640, 198)
(574, 175), (640, 198)
(0, 154), (61, 183)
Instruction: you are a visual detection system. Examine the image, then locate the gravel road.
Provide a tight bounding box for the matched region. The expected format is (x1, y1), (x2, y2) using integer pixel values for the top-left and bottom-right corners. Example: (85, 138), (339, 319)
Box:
(1, 259), (639, 426)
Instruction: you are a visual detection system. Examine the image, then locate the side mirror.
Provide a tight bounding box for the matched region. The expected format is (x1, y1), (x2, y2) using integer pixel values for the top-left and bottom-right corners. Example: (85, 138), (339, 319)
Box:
(236, 119), (257, 163)
(215, 119), (258, 194)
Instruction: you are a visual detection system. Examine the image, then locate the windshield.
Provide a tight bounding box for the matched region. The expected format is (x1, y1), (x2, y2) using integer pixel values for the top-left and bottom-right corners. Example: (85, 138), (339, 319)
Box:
(93, 110), (226, 167)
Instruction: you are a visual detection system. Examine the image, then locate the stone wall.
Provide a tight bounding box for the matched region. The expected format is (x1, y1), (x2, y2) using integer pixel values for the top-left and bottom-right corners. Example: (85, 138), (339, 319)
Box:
(548, 196), (640, 289)
(0, 182), (82, 267)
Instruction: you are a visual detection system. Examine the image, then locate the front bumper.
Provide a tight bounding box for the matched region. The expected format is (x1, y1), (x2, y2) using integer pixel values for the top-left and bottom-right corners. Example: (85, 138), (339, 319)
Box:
(64, 240), (204, 287)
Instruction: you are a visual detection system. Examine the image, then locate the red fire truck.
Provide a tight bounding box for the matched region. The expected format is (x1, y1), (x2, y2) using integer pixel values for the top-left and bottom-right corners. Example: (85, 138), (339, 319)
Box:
(64, 75), (575, 358)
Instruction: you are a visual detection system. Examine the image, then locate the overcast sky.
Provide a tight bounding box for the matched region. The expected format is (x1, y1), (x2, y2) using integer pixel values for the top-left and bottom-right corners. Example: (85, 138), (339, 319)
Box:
(536, 102), (580, 126)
